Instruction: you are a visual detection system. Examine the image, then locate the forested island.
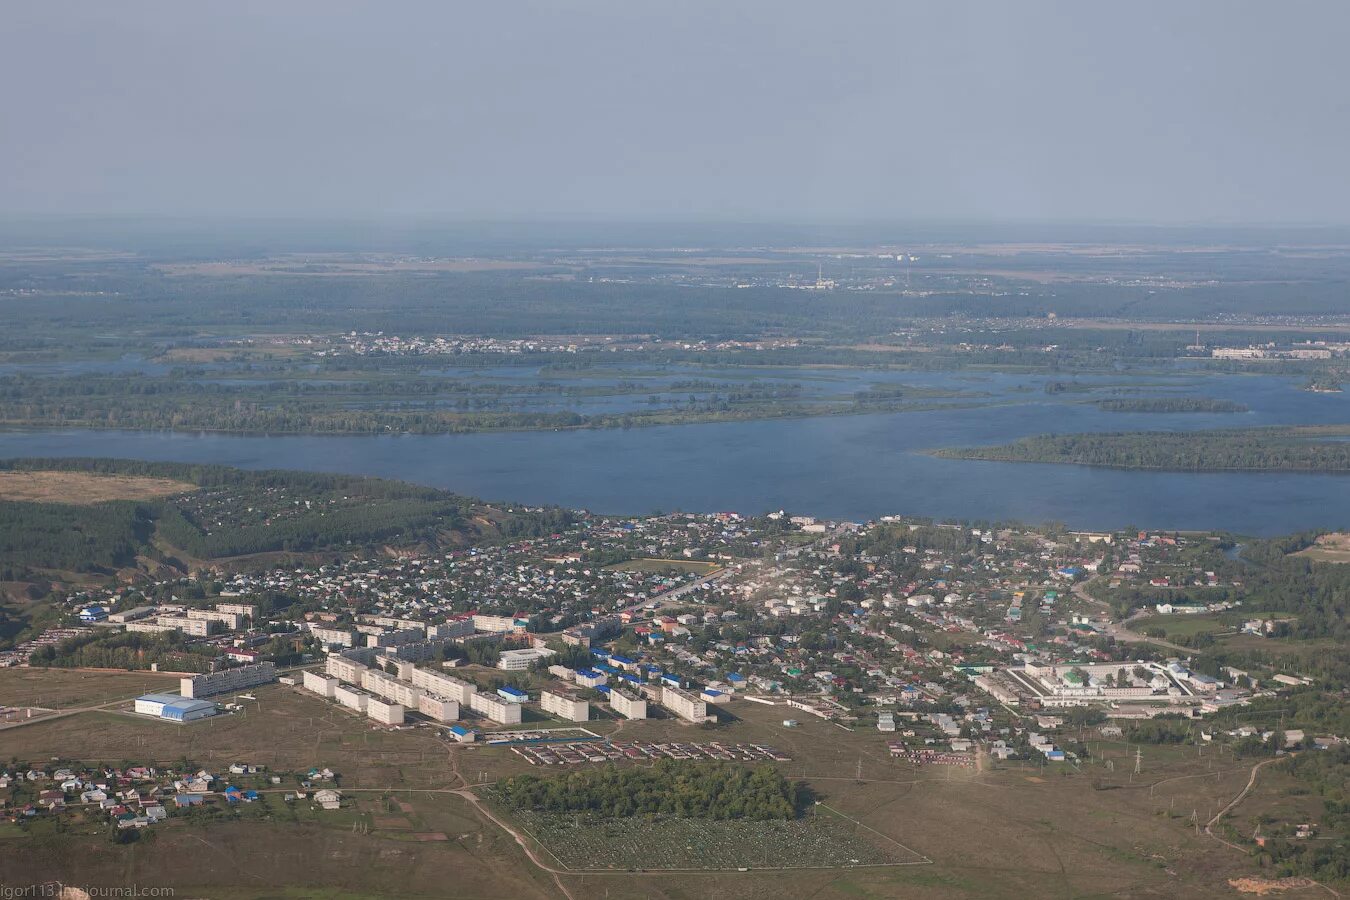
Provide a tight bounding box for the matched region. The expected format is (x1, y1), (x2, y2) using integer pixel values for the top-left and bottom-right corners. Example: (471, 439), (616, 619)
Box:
(932, 426), (1350, 472)
(1092, 397), (1248, 413)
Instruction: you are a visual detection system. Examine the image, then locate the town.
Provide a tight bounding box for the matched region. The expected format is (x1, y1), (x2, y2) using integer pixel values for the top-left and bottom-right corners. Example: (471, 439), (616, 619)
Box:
(5, 506), (1339, 837)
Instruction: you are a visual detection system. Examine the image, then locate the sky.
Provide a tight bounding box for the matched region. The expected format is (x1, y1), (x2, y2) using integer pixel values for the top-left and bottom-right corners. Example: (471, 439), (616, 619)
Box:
(4, 1), (1349, 224)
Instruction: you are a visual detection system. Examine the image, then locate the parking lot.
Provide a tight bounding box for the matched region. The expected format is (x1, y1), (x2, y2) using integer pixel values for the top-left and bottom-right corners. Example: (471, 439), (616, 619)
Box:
(509, 739), (789, 766)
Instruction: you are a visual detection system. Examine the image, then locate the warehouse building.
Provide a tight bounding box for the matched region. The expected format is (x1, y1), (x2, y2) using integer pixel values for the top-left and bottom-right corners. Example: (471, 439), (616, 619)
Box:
(469, 692), (522, 725)
(108, 606), (157, 624)
(609, 688), (647, 720)
(134, 693), (217, 723)
(540, 689), (589, 722)
(180, 662), (277, 699)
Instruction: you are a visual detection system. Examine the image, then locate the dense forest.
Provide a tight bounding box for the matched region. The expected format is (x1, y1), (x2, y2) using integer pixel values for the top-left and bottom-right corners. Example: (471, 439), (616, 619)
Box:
(0, 458), (574, 575)
(494, 761), (806, 820)
(935, 427), (1350, 472)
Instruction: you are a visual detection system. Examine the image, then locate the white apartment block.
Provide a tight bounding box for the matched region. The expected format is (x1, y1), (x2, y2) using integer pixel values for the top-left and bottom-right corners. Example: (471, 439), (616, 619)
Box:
(361, 669), (424, 707)
(362, 615), (427, 632)
(180, 662), (277, 699)
(215, 602), (258, 618)
(186, 609), (243, 630)
(428, 618), (474, 640)
(154, 615), (216, 637)
(540, 689), (589, 722)
(497, 647), (554, 671)
(416, 694), (460, 723)
(400, 666), (477, 704)
(311, 626), (356, 648)
(325, 655), (368, 684)
(302, 671), (338, 698)
(609, 689), (647, 720)
(661, 686), (709, 723)
(333, 684), (369, 713)
(366, 696), (405, 726)
(365, 628), (425, 649)
(472, 614), (521, 633)
(469, 692), (522, 725)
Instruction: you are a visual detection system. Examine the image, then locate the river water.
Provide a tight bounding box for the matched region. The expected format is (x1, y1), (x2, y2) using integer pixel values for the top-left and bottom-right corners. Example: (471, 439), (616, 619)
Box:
(0, 369), (1347, 535)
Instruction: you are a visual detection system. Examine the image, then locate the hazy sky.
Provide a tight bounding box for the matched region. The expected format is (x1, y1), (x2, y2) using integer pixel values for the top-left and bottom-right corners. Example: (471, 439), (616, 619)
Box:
(4, 1), (1349, 223)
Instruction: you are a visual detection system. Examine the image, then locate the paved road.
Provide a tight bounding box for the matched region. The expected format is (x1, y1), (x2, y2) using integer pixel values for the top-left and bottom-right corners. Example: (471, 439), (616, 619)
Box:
(1070, 576), (1190, 654)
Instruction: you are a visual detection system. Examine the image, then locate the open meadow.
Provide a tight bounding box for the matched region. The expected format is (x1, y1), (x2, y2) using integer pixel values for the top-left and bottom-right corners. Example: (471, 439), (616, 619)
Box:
(0, 685), (1337, 899)
(0, 666), (179, 708)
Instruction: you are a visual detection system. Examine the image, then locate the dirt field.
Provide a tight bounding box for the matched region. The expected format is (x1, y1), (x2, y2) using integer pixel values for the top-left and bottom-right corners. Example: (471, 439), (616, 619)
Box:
(0, 470), (195, 504)
(1293, 532), (1350, 563)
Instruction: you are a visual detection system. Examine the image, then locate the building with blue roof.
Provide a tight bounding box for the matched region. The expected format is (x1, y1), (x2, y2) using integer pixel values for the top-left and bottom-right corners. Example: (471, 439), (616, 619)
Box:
(133, 693), (217, 722)
(496, 686), (528, 703)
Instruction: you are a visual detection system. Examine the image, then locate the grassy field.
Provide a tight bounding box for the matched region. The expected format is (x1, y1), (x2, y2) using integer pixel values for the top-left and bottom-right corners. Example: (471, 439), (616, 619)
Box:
(0, 470), (195, 504)
(1, 692), (1338, 898)
(0, 666), (180, 708)
(603, 558), (722, 575)
(1130, 612), (1236, 639)
(505, 807), (923, 871)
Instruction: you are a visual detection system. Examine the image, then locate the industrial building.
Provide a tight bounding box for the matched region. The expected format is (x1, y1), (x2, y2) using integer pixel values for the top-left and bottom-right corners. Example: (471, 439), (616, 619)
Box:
(661, 686), (709, 723)
(108, 606), (157, 624)
(180, 662), (277, 699)
(540, 689), (589, 722)
(609, 688), (647, 719)
(134, 693), (217, 722)
(468, 692), (522, 725)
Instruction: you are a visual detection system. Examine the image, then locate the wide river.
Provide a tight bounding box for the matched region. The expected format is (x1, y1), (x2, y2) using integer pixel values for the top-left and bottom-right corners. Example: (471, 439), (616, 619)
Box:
(1, 368), (1348, 535)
